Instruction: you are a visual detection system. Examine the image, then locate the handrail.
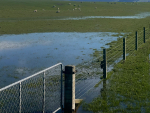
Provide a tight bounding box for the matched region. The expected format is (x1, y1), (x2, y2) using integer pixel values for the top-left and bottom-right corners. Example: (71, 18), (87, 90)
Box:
(0, 63), (62, 92)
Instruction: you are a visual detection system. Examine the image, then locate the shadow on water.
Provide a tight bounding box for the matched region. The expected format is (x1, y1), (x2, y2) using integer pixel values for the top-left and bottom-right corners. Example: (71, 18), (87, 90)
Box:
(0, 32), (126, 88)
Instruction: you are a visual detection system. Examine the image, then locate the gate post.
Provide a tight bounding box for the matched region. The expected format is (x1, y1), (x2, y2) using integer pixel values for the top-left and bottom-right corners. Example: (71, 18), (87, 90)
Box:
(64, 65), (75, 113)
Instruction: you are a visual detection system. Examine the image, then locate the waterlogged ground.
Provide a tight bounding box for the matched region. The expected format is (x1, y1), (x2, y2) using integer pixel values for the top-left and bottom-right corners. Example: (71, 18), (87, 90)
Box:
(57, 12), (150, 20)
(0, 32), (125, 88)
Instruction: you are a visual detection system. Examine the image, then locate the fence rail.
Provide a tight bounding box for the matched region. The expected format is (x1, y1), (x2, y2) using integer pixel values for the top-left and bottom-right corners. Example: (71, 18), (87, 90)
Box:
(0, 63), (63, 113)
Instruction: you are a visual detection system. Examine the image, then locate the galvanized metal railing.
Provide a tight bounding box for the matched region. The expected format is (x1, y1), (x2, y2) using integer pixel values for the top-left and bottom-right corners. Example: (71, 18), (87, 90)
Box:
(0, 63), (63, 113)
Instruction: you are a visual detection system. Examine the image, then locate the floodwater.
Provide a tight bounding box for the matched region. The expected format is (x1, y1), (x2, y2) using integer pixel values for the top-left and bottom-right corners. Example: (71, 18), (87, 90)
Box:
(0, 32), (126, 87)
(57, 12), (150, 20)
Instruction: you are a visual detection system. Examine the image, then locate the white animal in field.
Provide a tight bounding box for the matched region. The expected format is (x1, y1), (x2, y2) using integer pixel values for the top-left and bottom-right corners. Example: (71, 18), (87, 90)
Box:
(34, 10), (37, 12)
(57, 8), (59, 10)
(95, 7), (97, 9)
(68, 3), (71, 5)
(73, 9), (74, 11)
(75, 8), (77, 10)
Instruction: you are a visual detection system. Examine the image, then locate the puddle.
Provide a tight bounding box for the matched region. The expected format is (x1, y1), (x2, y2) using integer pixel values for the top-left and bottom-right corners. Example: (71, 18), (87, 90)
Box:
(0, 32), (125, 87)
(57, 12), (150, 20)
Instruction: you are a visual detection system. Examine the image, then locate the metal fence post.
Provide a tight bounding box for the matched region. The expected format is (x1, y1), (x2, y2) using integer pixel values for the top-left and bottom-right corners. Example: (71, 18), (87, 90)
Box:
(103, 49), (107, 79)
(123, 38), (126, 60)
(19, 82), (21, 113)
(43, 72), (45, 113)
(135, 31), (138, 50)
(144, 27), (145, 43)
(64, 65), (75, 113)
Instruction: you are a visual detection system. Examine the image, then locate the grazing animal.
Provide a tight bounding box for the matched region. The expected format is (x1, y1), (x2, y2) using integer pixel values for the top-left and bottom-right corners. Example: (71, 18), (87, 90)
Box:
(95, 7), (97, 9)
(34, 10), (37, 12)
(73, 9), (74, 11)
(56, 10), (60, 13)
(75, 8), (77, 10)
(57, 8), (59, 10)
(53, 5), (56, 8)
(68, 3), (71, 5)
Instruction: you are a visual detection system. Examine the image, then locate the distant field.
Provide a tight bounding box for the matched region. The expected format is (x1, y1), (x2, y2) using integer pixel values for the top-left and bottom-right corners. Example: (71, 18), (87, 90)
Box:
(0, 0), (150, 34)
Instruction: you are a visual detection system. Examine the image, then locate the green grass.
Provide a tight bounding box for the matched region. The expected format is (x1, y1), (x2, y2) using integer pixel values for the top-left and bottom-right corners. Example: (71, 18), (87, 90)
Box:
(1, 0), (150, 34)
(82, 37), (150, 112)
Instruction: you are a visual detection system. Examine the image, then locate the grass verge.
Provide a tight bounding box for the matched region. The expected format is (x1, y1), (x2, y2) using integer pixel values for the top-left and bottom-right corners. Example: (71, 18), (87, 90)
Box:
(1, 1), (150, 34)
(82, 36), (150, 112)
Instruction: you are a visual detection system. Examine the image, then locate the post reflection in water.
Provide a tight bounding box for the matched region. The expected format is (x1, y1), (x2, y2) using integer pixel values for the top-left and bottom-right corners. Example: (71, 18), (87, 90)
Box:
(101, 79), (107, 101)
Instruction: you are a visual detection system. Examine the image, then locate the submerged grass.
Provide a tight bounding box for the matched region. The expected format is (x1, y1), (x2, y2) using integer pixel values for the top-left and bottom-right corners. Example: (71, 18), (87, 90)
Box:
(83, 34), (150, 112)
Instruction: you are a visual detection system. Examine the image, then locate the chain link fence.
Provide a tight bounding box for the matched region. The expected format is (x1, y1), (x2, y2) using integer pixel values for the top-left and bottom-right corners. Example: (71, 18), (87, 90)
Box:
(0, 63), (63, 113)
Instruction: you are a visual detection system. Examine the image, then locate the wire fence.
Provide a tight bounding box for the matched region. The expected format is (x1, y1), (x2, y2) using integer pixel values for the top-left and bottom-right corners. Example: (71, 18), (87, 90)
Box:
(0, 63), (63, 113)
(74, 26), (150, 104)
(75, 54), (103, 100)
(106, 27), (150, 73)
(0, 26), (149, 112)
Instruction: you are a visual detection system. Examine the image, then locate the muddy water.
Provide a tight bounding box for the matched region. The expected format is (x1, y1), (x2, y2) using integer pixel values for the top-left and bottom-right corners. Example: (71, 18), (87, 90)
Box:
(0, 32), (124, 87)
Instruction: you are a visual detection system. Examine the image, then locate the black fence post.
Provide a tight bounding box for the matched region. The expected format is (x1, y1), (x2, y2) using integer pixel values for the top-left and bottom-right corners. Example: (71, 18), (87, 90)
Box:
(135, 31), (138, 50)
(144, 27), (145, 43)
(123, 38), (126, 60)
(103, 49), (107, 79)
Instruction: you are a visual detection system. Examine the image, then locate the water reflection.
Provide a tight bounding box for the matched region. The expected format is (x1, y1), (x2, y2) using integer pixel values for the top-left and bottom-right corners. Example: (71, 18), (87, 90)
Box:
(0, 32), (125, 87)
(57, 12), (150, 20)
(101, 79), (107, 100)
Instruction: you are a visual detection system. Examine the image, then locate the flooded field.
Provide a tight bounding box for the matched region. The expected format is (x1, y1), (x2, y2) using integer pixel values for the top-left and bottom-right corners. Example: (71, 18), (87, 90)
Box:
(57, 12), (150, 20)
(0, 32), (125, 88)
